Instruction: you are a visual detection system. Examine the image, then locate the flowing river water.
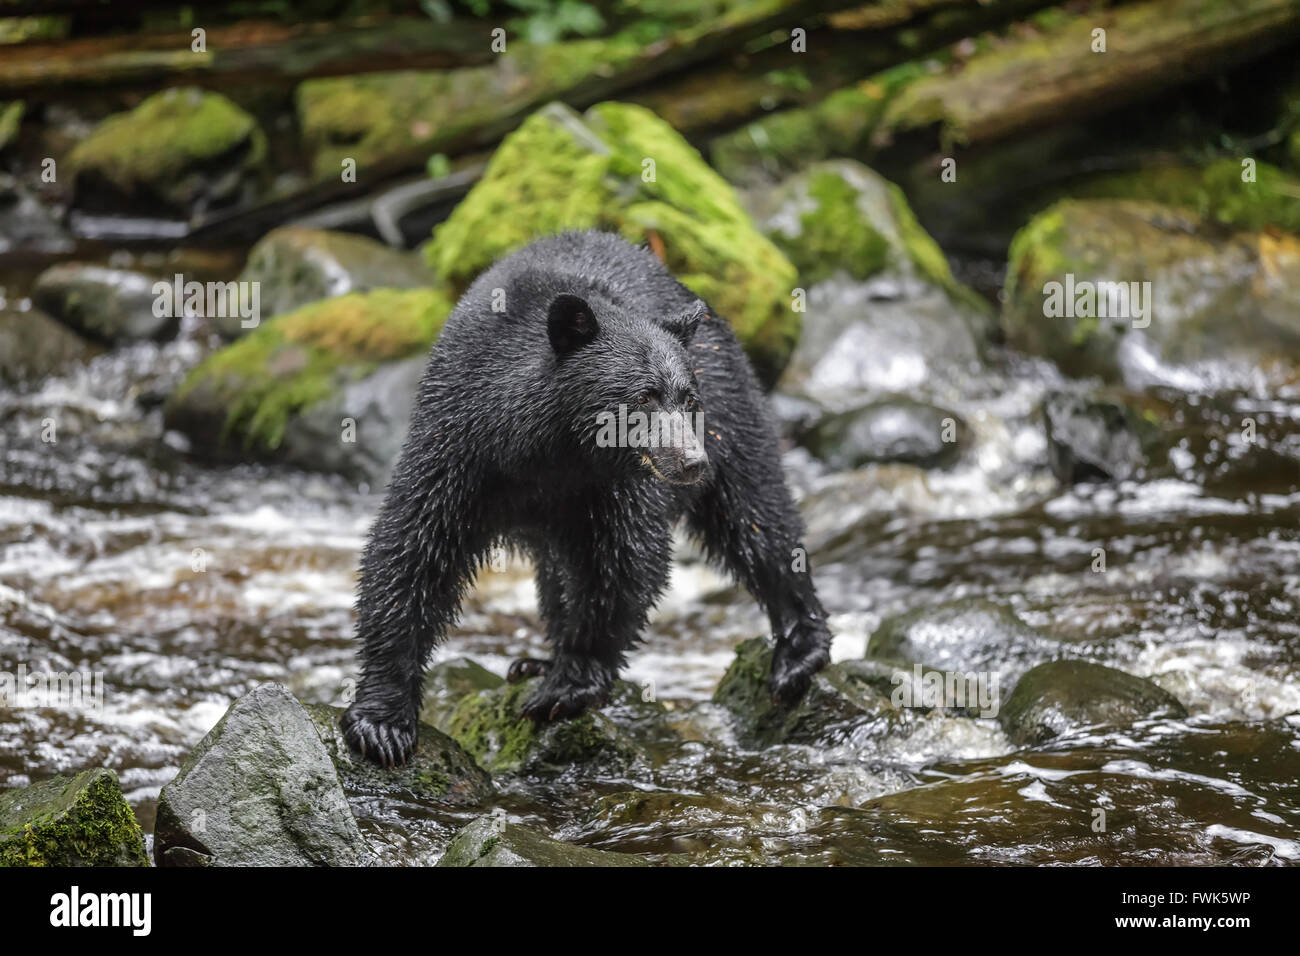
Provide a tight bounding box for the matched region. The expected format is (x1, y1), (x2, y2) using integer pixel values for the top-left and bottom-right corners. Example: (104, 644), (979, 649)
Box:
(1, 272), (1299, 866)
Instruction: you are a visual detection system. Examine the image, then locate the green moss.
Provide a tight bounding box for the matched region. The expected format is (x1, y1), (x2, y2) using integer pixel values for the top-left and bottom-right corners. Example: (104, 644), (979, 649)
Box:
(0, 769), (148, 867)
(773, 170), (890, 284)
(426, 100), (799, 383)
(709, 60), (928, 183)
(0, 100), (22, 152)
(424, 108), (614, 286)
(1003, 205), (1071, 308)
(298, 32), (646, 177)
(446, 678), (640, 774)
(447, 682), (543, 774)
(1071, 158), (1300, 236)
(68, 88), (265, 194)
(172, 287), (453, 451)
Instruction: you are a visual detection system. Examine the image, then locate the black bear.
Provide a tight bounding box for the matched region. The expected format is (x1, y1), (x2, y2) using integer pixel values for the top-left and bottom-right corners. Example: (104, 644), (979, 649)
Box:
(342, 230), (831, 766)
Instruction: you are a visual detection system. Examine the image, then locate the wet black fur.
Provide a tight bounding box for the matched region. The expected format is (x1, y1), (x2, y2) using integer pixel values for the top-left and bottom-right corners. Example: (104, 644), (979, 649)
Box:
(342, 231), (831, 767)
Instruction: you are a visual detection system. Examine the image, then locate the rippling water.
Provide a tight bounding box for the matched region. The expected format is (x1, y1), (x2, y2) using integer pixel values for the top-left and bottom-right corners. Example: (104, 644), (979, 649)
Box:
(1, 314), (1298, 865)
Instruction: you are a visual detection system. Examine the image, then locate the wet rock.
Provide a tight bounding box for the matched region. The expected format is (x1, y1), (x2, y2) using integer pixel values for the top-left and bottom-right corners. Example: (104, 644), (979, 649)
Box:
(164, 288), (452, 482)
(32, 264), (176, 343)
(154, 683), (372, 867)
(437, 814), (647, 867)
(419, 657), (506, 733)
(713, 637), (905, 747)
(446, 678), (664, 774)
(303, 703), (492, 807)
(0, 174), (73, 255)
(1043, 391), (1162, 483)
(68, 88), (267, 218)
(0, 306), (97, 385)
(749, 164), (989, 408)
(424, 101), (798, 385)
(223, 226), (435, 338)
(867, 598), (1061, 688)
(999, 660), (1187, 746)
(0, 768), (148, 866)
(802, 397), (968, 469)
(1003, 199), (1300, 390)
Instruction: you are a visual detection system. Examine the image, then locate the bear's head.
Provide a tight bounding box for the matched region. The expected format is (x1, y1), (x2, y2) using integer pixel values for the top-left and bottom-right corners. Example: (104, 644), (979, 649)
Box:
(549, 292), (710, 487)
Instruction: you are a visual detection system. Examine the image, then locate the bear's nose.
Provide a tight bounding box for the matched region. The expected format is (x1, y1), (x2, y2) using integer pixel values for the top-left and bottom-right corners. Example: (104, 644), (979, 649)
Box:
(680, 447), (708, 484)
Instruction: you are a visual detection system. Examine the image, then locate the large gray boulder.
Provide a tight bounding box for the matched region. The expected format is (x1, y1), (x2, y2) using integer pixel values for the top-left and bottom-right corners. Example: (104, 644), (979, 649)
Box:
(154, 683), (373, 866)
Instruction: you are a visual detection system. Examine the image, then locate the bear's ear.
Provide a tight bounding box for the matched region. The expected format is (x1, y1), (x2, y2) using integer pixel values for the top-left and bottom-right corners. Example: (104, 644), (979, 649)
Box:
(663, 299), (708, 347)
(547, 293), (599, 355)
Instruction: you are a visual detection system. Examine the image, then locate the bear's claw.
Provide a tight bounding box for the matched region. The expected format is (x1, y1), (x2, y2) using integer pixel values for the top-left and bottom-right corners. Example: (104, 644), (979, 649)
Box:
(520, 680), (608, 723)
(340, 706), (417, 768)
(769, 617), (832, 706)
(507, 657), (551, 683)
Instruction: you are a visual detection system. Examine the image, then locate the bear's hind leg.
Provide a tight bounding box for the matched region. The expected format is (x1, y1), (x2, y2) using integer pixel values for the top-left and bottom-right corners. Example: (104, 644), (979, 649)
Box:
(520, 498), (672, 721)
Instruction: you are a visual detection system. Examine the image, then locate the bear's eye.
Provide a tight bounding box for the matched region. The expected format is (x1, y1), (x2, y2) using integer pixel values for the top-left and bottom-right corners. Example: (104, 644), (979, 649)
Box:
(636, 391), (657, 406)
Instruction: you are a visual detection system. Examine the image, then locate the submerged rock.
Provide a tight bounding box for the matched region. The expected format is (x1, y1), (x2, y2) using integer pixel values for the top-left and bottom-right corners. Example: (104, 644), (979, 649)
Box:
(1043, 391), (1161, 483)
(224, 227), (435, 339)
(867, 598), (1061, 688)
(32, 264), (176, 343)
(437, 814), (647, 867)
(424, 100), (799, 385)
(713, 637), (905, 747)
(419, 657), (506, 733)
(446, 678), (664, 774)
(999, 660), (1187, 746)
(304, 703), (492, 807)
(1003, 199), (1300, 390)
(154, 683), (372, 867)
(802, 397), (968, 469)
(164, 287), (452, 482)
(0, 768), (148, 866)
(68, 88), (267, 218)
(0, 306), (97, 384)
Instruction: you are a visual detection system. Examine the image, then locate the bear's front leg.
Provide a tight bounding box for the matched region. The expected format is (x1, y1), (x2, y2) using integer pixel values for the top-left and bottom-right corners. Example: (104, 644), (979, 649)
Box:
(343, 448), (487, 767)
(520, 499), (672, 722)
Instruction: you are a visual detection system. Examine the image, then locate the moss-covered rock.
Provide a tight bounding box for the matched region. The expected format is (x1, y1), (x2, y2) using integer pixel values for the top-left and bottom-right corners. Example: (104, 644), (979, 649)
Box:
(68, 88), (267, 217)
(446, 678), (663, 775)
(303, 703), (493, 807)
(1069, 159), (1300, 236)
(0, 100), (22, 153)
(1003, 199), (1300, 389)
(437, 814), (647, 867)
(747, 159), (983, 312)
(713, 637), (906, 747)
(154, 683), (372, 866)
(0, 306), (97, 385)
(1000, 660), (1187, 746)
(424, 100), (799, 384)
(419, 657), (506, 734)
(224, 227), (435, 339)
(744, 160), (989, 407)
(0, 768), (148, 867)
(164, 286), (453, 480)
